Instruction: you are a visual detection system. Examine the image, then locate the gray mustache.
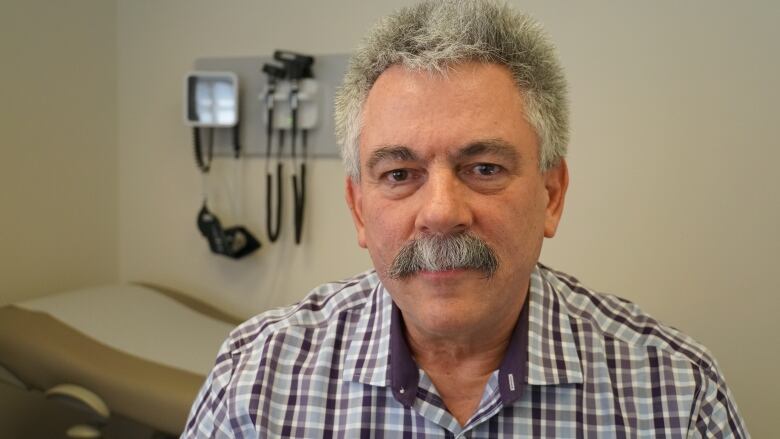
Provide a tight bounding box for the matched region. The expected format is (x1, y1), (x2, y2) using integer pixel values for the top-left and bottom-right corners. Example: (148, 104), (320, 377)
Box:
(387, 233), (499, 279)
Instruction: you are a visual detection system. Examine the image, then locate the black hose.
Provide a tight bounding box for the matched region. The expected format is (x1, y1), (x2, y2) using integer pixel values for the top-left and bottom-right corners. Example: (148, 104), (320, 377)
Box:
(232, 123), (241, 158)
(266, 163), (283, 242)
(193, 127), (211, 173)
(293, 163), (306, 244)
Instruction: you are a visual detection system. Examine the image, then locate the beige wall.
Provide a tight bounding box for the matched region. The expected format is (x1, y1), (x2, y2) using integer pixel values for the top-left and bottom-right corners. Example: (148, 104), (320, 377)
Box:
(116, 1), (403, 315)
(116, 0), (777, 436)
(0, 0), (118, 304)
(536, 2), (780, 433)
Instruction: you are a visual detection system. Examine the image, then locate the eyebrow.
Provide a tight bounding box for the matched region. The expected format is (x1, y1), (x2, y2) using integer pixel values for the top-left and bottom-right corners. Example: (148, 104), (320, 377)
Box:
(451, 139), (521, 163)
(365, 145), (420, 171)
(364, 138), (522, 172)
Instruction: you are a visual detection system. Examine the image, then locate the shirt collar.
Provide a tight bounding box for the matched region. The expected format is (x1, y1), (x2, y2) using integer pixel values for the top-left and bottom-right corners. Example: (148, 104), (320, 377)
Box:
(526, 265), (584, 386)
(389, 303), (419, 406)
(342, 276), (393, 387)
(342, 265), (584, 405)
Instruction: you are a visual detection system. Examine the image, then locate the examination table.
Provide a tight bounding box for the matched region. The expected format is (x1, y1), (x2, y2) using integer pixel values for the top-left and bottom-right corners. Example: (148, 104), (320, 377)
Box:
(0, 284), (239, 436)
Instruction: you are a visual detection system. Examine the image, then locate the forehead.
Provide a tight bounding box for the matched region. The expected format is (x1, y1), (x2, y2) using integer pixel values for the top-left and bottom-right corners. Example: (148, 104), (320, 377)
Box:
(359, 62), (538, 163)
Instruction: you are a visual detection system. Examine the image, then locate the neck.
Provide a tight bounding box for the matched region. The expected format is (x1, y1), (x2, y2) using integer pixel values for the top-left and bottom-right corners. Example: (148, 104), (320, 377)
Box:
(401, 294), (525, 427)
(404, 305), (520, 376)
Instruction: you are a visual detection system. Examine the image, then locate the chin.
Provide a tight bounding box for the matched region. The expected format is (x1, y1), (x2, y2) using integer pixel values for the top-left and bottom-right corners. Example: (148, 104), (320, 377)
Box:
(402, 290), (485, 331)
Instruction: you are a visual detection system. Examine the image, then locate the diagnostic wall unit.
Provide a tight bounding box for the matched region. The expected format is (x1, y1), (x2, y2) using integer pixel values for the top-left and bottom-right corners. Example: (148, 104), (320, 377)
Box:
(192, 54), (349, 159)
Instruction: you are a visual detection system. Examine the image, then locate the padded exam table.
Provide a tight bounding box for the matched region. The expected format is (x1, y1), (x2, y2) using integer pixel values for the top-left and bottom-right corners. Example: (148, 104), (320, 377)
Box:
(0, 284), (239, 436)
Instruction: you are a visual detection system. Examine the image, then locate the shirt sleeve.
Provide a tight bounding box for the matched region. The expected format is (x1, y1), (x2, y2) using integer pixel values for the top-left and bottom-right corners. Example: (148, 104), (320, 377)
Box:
(687, 362), (750, 439)
(181, 339), (237, 439)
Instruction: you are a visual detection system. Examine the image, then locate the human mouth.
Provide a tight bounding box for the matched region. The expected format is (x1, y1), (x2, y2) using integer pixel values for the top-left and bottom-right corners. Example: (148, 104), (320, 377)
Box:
(418, 268), (468, 279)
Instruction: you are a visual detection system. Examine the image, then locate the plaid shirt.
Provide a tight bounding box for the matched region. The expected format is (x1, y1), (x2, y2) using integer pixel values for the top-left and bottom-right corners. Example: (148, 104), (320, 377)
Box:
(182, 264), (748, 438)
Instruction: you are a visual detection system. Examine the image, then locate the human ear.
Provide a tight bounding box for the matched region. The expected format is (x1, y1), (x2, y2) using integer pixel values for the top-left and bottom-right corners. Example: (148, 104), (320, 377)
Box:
(345, 176), (368, 248)
(543, 159), (569, 238)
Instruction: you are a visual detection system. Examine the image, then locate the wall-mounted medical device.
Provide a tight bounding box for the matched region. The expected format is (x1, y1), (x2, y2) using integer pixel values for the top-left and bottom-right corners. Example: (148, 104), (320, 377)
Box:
(260, 50), (316, 244)
(185, 71), (239, 127)
(185, 54), (348, 255)
(192, 54), (348, 158)
(184, 71), (261, 259)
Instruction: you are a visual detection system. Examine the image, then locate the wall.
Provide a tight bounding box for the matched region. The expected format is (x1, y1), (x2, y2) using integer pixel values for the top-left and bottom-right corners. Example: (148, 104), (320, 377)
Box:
(0, 0), (118, 305)
(536, 3), (779, 433)
(117, 1), (403, 315)
(117, 1), (778, 435)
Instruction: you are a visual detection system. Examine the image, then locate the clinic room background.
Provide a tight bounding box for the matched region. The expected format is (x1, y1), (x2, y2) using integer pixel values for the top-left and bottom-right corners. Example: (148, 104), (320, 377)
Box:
(2, 0), (778, 437)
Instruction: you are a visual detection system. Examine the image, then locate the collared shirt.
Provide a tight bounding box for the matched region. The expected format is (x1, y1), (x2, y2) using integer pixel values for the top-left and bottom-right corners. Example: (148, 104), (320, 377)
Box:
(182, 264), (748, 438)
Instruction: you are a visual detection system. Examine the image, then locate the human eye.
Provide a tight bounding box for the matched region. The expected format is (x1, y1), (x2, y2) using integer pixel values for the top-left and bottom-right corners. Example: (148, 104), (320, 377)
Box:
(460, 162), (511, 192)
(464, 163), (505, 178)
(471, 163), (502, 177)
(374, 167), (423, 197)
(383, 168), (412, 183)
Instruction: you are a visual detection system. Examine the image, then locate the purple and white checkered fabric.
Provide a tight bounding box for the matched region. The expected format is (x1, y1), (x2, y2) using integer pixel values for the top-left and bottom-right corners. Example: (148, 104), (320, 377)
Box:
(182, 264), (748, 438)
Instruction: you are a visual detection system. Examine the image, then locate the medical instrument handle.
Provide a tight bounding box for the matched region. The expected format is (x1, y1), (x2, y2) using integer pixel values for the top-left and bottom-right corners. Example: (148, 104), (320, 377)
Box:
(262, 63), (286, 79)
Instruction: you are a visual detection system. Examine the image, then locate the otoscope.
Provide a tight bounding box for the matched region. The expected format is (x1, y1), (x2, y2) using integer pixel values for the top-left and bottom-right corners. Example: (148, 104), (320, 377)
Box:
(274, 50), (314, 245)
(262, 63), (286, 242)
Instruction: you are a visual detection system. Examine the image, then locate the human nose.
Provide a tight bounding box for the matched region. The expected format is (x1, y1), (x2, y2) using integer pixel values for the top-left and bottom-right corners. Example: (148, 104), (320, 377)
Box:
(414, 169), (472, 235)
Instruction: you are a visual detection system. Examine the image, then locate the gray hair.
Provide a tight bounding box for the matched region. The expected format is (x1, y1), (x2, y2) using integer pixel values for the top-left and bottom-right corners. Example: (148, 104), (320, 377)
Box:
(388, 232), (498, 279)
(334, 0), (569, 180)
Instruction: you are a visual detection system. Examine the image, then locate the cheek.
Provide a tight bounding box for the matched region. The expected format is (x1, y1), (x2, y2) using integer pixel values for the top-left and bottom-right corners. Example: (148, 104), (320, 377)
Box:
(489, 187), (548, 253)
(362, 203), (407, 262)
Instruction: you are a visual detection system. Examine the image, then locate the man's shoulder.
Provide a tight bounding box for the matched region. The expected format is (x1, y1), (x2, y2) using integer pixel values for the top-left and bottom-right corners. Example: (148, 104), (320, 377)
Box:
(222, 269), (380, 358)
(539, 264), (719, 374)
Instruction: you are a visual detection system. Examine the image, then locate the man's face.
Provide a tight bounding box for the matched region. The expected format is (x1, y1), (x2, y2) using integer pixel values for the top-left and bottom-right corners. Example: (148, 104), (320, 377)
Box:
(346, 62), (568, 340)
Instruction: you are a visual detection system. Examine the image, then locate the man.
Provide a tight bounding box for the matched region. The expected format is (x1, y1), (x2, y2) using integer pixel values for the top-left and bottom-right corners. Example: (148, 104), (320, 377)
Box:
(183, 0), (748, 437)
